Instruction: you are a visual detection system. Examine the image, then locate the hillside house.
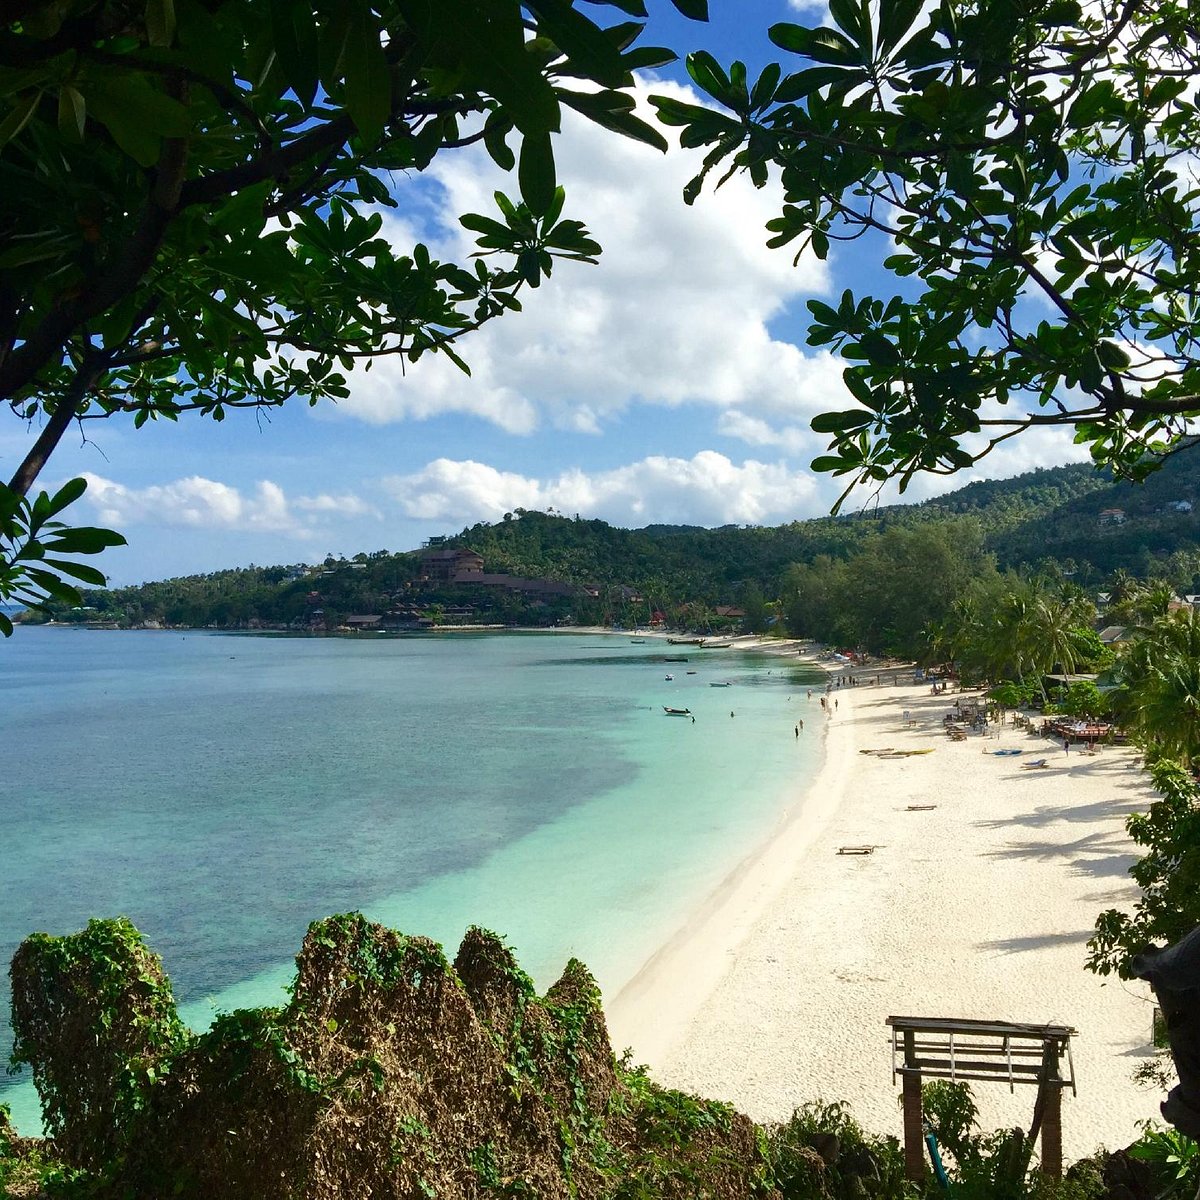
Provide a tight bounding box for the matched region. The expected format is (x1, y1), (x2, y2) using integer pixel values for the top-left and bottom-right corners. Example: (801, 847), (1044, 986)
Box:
(1097, 508), (1127, 526)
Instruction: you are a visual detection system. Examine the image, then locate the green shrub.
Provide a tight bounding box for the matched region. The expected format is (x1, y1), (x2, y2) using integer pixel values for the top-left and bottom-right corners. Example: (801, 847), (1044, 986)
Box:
(1127, 1121), (1200, 1200)
(768, 1100), (913, 1200)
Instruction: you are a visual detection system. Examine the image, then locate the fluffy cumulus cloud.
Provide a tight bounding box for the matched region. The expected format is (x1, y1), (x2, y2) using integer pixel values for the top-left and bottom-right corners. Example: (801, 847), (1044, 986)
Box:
(383, 452), (822, 528)
(335, 79), (846, 446)
(80, 473), (377, 538)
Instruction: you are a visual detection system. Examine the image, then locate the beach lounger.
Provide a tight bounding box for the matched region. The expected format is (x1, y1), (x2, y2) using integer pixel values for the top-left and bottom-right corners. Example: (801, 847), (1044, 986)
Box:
(837, 845), (875, 855)
(906, 804), (937, 811)
(1021, 758), (1049, 770)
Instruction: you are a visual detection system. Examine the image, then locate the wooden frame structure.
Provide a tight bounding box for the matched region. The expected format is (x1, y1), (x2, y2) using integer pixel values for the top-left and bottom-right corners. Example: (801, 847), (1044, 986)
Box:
(886, 1016), (1077, 1180)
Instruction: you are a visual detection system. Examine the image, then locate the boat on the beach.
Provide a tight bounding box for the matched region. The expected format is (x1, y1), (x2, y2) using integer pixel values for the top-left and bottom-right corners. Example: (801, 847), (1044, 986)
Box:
(709, 681), (732, 687)
(701, 641), (732, 649)
(663, 706), (691, 716)
(667, 638), (704, 645)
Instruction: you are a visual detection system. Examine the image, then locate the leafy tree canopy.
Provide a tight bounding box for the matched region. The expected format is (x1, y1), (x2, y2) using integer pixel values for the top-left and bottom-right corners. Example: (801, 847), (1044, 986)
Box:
(653, 0), (1200, 504)
(0, 0), (703, 630)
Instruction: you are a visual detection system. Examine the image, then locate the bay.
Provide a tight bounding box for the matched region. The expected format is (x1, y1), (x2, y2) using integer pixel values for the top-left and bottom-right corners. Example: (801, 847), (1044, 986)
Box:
(0, 626), (823, 1132)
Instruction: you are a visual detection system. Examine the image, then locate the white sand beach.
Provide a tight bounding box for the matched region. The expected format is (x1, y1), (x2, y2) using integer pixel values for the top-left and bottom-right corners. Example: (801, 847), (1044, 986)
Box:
(608, 663), (1163, 1162)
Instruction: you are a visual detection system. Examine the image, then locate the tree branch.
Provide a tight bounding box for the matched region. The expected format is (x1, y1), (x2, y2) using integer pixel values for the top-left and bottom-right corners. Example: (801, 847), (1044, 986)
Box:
(8, 353), (103, 496)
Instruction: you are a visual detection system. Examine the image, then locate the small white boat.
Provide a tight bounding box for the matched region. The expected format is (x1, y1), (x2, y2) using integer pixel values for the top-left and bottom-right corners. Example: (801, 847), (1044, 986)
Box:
(709, 681), (732, 687)
(664, 674), (674, 680)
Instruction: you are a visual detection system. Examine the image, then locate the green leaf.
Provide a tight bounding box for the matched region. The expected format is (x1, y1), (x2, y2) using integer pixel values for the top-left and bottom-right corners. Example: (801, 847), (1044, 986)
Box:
(42, 558), (109, 586)
(343, 5), (391, 142)
(773, 66), (855, 101)
(750, 63), (781, 110)
(811, 409), (870, 432)
(518, 130), (556, 217)
(24, 568), (83, 605)
(621, 44), (676, 71)
(0, 91), (41, 149)
(43, 526), (127, 553)
(145, 0), (176, 47)
(84, 73), (191, 165)
(670, 0), (708, 18)
(810, 454), (855, 473)
(57, 85), (86, 143)
(559, 89), (668, 150)
(271, 0), (320, 107)
(45, 478), (88, 518)
(526, 0), (628, 88)
(686, 51), (731, 103)
(483, 110), (516, 171)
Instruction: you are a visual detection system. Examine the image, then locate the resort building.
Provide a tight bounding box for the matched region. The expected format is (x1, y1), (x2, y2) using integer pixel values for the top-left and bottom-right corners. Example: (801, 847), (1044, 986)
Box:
(419, 547), (484, 583)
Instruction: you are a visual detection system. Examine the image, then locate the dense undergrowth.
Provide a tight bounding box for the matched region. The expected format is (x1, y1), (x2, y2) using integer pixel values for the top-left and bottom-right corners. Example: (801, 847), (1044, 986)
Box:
(1, 917), (1193, 1200)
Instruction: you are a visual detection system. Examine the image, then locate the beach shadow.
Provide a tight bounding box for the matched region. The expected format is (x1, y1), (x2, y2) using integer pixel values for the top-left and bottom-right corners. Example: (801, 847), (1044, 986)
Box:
(978, 792), (1145, 830)
(978, 929), (1094, 955)
(1119, 1042), (1161, 1059)
(1078, 883), (1140, 905)
(983, 827), (1136, 880)
(1071, 852), (1139, 878)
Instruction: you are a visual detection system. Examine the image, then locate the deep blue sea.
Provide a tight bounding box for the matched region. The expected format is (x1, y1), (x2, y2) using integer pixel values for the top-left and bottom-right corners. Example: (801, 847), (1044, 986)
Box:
(0, 626), (824, 1132)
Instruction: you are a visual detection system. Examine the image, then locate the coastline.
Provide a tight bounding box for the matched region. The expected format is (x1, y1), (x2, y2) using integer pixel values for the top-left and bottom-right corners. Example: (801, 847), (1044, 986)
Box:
(607, 645), (848, 1062)
(609, 666), (1162, 1161)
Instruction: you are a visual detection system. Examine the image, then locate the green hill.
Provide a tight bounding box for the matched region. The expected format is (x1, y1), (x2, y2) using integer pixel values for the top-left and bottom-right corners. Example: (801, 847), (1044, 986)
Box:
(31, 450), (1200, 632)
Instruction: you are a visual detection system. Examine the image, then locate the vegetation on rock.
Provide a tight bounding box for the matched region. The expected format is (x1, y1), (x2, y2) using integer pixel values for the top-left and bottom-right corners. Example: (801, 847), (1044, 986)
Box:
(6, 914), (769, 1199)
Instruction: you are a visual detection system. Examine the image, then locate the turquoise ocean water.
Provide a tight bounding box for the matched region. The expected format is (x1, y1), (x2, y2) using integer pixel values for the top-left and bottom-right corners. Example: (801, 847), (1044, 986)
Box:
(1, 626), (824, 1132)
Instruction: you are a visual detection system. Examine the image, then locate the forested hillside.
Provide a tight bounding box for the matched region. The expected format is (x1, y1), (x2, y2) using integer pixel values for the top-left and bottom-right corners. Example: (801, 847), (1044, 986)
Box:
(26, 451), (1200, 637)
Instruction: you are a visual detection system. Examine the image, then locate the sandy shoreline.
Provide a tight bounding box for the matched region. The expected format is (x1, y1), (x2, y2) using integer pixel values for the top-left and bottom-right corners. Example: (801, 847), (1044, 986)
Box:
(608, 662), (1162, 1162)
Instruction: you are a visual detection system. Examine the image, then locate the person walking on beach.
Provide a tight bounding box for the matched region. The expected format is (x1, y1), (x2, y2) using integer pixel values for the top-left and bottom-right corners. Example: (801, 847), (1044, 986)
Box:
(795, 724), (799, 738)
(834, 698), (839, 710)
(799, 719), (804, 731)
(1063, 737), (1070, 756)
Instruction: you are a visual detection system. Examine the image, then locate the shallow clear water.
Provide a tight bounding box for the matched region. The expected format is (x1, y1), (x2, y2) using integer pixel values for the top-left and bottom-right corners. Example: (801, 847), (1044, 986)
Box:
(0, 626), (823, 1132)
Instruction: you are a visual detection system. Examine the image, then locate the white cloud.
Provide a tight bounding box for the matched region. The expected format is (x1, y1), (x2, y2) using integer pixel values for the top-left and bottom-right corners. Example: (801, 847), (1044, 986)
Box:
(788, 0), (832, 17)
(333, 79), (844, 438)
(292, 491), (377, 517)
(80, 474), (377, 538)
(383, 452), (822, 528)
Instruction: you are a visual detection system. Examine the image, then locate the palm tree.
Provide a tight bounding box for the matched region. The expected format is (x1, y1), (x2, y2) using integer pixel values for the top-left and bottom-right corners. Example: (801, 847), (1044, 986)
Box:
(1121, 608), (1200, 768)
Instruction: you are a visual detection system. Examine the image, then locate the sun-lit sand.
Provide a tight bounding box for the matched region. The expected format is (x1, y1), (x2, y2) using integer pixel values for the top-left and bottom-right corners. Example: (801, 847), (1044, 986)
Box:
(608, 660), (1163, 1162)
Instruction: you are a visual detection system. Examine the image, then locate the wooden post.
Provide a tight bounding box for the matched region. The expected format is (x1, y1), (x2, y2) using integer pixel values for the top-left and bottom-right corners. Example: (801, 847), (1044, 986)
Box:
(1035, 1039), (1064, 1179)
(1040, 1082), (1063, 1179)
(902, 1031), (926, 1182)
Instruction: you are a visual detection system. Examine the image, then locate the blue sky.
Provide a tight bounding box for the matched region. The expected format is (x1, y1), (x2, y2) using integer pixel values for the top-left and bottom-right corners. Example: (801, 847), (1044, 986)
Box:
(14, 0), (1088, 585)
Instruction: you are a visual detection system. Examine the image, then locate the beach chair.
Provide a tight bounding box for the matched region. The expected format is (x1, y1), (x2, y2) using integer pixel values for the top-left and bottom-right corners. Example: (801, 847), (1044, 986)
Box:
(1021, 758), (1049, 770)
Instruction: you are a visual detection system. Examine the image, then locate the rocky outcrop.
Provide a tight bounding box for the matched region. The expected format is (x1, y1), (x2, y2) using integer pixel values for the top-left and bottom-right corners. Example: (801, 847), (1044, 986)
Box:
(9, 914), (773, 1200)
